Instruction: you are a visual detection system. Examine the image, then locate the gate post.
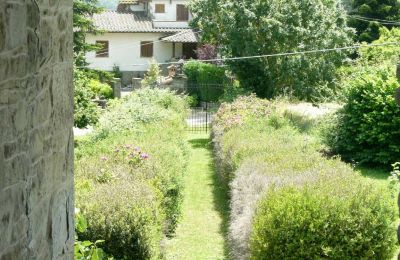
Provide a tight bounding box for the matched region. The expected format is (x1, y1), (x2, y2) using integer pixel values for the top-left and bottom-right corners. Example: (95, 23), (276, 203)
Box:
(113, 78), (122, 98)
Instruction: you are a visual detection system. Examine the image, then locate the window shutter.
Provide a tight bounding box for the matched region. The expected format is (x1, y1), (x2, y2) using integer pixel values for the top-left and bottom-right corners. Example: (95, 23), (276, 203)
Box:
(141, 41), (153, 57)
(155, 4), (165, 13)
(96, 41), (109, 57)
(176, 4), (189, 21)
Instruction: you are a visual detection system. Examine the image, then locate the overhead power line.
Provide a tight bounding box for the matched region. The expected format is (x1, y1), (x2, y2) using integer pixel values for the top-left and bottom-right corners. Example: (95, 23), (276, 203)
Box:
(347, 15), (400, 25)
(79, 41), (400, 69)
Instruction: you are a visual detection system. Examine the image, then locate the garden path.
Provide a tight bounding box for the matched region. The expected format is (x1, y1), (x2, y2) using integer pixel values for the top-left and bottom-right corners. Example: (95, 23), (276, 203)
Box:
(165, 133), (230, 260)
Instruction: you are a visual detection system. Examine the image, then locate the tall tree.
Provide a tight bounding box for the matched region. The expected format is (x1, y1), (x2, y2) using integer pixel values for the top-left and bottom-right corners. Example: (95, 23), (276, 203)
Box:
(347, 0), (400, 42)
(73, 0), (102, 67)
(191, 0), (354, 101)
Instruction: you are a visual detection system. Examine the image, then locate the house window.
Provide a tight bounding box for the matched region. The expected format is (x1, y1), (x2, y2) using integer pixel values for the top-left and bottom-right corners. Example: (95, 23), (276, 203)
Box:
(95, 41), (109, 57)
(141, 41), (153, 57)
(155, 4), (165, 13)
(176, 4), (189, 21)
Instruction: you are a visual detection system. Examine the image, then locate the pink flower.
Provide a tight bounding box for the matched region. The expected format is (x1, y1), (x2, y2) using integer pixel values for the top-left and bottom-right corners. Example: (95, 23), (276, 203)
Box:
(140, 153), (149, 160)
(100, 156), (108, 161)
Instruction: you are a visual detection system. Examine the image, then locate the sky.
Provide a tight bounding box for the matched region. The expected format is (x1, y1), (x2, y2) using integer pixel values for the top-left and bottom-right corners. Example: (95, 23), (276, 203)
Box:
(97, 0), (118, 10)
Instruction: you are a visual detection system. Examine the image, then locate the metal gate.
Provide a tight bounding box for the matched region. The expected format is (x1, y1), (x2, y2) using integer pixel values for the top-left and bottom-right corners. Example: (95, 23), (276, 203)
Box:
(186, 84), (223, 132)
(187, 103), (217, 133)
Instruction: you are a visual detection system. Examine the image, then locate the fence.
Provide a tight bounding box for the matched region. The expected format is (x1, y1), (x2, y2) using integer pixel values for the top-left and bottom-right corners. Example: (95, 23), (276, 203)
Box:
(186, 84), (224, 132)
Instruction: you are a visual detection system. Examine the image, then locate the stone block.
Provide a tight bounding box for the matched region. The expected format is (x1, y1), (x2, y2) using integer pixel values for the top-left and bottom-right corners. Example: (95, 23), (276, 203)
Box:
(0, 0), (74, 258)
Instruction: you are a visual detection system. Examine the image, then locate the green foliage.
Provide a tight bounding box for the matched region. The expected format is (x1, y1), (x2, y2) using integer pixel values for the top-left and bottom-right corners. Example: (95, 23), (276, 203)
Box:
(212, 96), (398, 259)
(112, 65), (123, 79)
(250, 181), (397, 259)
(74, 69), (100, 128)
(347, 0), (400, 42)
(142, 59), (161, 88)
(75, 88), (189, 258)
(88, 79), (113, 99)
(191, 0), (354, 101)
(183, 60), (226, 102)
(389, 162), (400, 183)
(94, 88), (188, 137)
(75, 212), (109, 260)
(218, 80), (250, 103)
(213, 94), (271, 138)
(358, 27), (400, 65)
(78, 182), (164, 259)
(73, 0), (103, 67)
(323, 67), (400, 165)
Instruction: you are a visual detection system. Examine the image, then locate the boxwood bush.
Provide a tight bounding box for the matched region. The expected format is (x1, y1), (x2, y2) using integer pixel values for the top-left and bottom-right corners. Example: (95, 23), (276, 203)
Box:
(212, 96), (398, 259)
(323, 67), (400, 165)
(75, 88), (189, 258)
(250, 175), (397, 259)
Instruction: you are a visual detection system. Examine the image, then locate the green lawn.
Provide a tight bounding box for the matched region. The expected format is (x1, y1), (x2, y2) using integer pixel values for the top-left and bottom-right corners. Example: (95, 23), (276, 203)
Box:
(165, 133), (230, 260)
(358, 166), (392, 185)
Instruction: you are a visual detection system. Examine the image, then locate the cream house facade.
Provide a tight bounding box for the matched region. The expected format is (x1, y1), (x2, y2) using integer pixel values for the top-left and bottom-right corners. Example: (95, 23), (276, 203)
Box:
(85, 0), (199, 85)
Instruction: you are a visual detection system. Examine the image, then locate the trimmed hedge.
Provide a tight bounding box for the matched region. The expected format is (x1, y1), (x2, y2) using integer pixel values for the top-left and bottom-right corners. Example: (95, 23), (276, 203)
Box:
(251, 180), (397, 259)
(183, 60), (226, 102)
(212, 96), (398, 259)
(75, 88), (189, 258)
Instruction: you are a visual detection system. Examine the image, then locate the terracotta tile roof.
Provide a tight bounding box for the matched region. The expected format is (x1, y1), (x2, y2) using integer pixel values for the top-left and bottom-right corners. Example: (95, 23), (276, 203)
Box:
(118, 0), (138, 4)
(93, 11), (185, 33)
(118, 0), (150, 3)
(161, 30), (199, 43)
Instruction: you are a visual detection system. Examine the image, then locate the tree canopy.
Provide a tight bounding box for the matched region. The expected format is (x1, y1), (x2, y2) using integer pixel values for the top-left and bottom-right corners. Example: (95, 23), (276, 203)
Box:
(191, 0), (354, 101)
(73, 0), (102, 67)
(347, 0), (400, 42)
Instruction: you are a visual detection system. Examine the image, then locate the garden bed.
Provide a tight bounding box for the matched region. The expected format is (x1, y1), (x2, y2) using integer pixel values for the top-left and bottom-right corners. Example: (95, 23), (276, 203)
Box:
(212, 96), (398, 259)
(75, 88), (190, 259)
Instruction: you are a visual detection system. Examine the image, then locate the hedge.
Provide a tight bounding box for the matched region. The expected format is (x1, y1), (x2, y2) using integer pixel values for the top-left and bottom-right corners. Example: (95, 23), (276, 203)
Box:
(212, 96), (398, 259)
(183, 60), (226, 102)
(250, 178), (397, 259)
(323, 67), (400, 165)
(75, 88), (189, 258)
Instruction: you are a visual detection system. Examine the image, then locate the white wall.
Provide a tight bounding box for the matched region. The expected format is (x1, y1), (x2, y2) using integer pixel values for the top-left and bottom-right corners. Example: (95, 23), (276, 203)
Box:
(86, 33), (180, 71)
(150, 0), (192, 28)
(129, 3), (146, 12)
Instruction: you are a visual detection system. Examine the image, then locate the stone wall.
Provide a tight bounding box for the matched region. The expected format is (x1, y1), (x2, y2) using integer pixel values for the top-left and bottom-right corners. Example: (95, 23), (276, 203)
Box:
(0, 0), (74, 259)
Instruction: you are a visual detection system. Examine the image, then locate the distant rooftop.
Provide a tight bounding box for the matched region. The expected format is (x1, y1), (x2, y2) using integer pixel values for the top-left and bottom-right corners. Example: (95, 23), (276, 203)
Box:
(161, 30), (199, 43)
(93, 10), (185, 33)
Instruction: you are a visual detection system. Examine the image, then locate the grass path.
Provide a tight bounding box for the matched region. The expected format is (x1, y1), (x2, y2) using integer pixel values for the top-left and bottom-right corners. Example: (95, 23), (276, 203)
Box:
(165, 133), (230, 260)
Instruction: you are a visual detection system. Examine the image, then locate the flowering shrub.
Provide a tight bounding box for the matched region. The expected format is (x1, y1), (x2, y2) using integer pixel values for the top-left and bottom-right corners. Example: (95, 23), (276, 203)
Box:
(94, 87), (188, 138)
(213, 95), (271, 135)
(212, 95), (398, 259)
(75, 88), (189, 258)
